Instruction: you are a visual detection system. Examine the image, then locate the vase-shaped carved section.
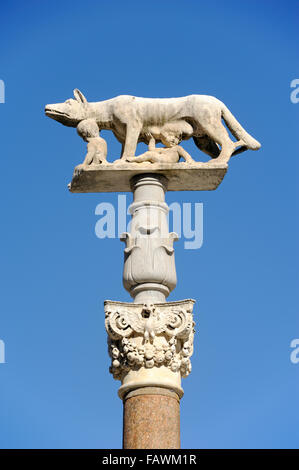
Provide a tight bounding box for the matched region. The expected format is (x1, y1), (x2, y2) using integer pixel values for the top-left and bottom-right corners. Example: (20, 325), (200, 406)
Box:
(121, 174), (178, 303)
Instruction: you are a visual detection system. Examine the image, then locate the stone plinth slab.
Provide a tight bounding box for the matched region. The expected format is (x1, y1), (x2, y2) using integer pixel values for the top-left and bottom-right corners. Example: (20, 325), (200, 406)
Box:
(69, 162), (227, 193)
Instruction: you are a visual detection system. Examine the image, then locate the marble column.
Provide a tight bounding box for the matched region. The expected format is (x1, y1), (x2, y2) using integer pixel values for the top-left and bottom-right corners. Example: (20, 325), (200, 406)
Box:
(105, 174), (195, 449)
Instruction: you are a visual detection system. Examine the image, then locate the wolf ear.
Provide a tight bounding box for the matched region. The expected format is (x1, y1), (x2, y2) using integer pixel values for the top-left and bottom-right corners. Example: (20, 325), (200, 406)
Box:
(73, 89), (87, 103)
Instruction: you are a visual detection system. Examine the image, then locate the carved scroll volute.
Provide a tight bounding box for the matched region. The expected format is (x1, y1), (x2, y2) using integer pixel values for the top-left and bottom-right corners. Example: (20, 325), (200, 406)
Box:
(161, 307), (194, 339)
(105, 308), (134, 340)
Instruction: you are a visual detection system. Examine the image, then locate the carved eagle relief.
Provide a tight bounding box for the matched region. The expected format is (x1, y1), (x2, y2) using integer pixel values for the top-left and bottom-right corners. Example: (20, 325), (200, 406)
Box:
(105, 303), (193, 343)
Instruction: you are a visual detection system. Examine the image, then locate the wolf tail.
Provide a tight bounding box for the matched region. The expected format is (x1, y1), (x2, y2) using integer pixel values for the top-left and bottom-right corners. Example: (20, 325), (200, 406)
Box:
(221, 104), (261, 153)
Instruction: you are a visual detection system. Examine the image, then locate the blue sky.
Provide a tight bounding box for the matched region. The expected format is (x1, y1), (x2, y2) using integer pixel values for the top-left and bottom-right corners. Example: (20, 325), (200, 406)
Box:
(0, 0), (298, 449)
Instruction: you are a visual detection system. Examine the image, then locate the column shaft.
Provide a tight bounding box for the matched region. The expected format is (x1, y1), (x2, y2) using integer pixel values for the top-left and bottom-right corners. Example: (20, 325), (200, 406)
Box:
(123, 387), (180, 449)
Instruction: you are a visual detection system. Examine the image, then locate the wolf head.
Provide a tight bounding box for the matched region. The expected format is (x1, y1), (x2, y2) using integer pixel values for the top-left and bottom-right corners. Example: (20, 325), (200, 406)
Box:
(45, 89), (89, 127)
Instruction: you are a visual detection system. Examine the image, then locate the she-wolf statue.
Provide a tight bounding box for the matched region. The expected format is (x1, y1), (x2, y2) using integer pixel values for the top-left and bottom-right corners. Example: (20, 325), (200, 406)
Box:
(45, 89), (261, 164)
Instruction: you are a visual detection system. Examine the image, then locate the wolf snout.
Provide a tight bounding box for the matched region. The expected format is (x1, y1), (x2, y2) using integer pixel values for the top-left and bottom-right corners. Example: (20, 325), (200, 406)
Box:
(45, 104), (53, 115)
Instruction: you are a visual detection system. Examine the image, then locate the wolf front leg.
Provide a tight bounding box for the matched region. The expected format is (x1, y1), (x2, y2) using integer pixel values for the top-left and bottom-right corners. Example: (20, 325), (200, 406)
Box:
(121, 123), (142, 160)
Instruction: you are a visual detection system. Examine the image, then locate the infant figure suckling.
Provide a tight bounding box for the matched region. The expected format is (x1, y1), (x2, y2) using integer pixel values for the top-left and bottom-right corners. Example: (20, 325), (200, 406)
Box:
(76, 118), (108, 167)
(127, 121), (195, 164)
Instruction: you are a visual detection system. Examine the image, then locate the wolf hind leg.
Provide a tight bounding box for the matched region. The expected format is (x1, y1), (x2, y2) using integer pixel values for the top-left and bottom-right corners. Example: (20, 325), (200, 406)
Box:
(202, 122), (236, 164)
(231, 140), (247, 156)
(193, 135), (220, 158)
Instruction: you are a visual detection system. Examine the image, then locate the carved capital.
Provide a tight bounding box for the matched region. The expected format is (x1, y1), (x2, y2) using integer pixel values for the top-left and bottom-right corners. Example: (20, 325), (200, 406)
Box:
(104, 299), (195, 398)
